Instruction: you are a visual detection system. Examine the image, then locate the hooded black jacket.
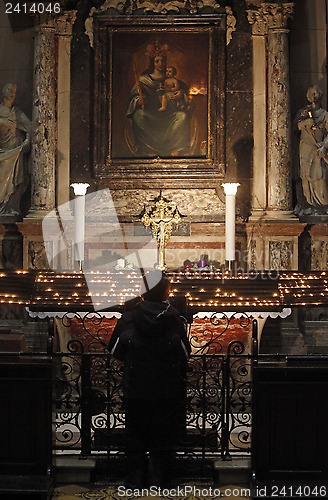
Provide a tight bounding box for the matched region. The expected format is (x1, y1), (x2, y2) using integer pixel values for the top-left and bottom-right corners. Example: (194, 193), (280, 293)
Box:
(108, 300), (191, 401)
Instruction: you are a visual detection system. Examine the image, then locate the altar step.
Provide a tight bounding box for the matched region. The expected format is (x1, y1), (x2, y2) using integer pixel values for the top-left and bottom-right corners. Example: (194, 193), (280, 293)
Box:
(54, 455), (251, 485)
(214, 457), (251, 485)
(55, 456), (96, 483)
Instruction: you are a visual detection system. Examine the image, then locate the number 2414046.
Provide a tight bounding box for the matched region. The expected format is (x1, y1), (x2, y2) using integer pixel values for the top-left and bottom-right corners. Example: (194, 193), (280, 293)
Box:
(5, 3), (61, 15)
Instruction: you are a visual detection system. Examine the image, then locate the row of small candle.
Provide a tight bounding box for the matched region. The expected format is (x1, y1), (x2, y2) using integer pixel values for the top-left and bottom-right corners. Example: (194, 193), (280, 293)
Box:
(0, 269), (327, 311)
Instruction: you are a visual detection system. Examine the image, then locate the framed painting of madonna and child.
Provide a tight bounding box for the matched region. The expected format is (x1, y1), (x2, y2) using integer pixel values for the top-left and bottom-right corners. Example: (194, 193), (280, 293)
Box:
(92, 17), (226, 188)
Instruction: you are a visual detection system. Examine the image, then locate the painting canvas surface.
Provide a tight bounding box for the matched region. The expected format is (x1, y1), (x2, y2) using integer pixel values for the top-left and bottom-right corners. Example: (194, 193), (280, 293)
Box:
(111, 31), (209, 160)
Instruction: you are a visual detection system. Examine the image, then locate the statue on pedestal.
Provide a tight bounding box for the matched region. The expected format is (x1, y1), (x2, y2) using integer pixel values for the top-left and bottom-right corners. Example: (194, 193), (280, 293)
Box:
(0, 83), (31, 217)
(295, 85), (328, 216)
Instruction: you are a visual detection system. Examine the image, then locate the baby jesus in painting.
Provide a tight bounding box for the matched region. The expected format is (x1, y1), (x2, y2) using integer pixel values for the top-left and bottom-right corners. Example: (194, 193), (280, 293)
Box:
(158, 66), (187, 112)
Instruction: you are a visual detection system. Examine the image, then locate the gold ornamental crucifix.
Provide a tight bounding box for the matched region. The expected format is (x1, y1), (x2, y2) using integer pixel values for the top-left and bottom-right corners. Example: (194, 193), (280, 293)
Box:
(139, 191), (184, 270)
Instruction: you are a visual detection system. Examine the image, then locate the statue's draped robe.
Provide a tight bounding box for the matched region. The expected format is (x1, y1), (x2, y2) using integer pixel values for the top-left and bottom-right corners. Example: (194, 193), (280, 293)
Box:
(0, 104), (31, 213)
(297, 106), (328, 207)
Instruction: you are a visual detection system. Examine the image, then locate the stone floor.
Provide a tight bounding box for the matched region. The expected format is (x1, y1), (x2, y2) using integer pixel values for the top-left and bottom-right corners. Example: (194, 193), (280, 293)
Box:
(52, 482), (251, 499)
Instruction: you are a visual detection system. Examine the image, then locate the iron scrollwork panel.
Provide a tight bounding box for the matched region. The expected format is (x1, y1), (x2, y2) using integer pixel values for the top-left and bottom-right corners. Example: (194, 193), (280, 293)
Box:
(53, 310), (253, 460)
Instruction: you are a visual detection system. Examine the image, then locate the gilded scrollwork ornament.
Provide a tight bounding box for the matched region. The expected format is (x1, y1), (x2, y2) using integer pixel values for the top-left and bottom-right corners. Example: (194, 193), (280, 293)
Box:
(225, 6), (236, 44)
(132, 0), (189, 14)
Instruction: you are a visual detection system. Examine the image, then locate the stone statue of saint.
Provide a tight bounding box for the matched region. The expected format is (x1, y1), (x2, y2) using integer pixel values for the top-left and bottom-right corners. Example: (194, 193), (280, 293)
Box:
(295, 85), (328, 215)
(0, 83), (31, 216)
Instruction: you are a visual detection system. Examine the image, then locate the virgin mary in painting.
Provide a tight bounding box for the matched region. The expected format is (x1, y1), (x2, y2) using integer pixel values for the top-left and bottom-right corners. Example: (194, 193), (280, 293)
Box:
(126, 41), (194, 158)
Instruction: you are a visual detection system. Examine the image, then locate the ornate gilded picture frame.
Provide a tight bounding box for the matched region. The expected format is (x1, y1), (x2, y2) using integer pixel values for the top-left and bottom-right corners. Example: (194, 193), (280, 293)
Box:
(92, 16), (226, 188)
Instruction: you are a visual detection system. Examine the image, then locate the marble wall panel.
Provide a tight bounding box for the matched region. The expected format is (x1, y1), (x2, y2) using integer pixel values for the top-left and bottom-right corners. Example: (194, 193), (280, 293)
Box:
(70, 11), (92, 184)
(227, 33), (253, 93)
(87, 189), (225, 219)
(225, 90), (253, 219)
(70, 94), (92, 182)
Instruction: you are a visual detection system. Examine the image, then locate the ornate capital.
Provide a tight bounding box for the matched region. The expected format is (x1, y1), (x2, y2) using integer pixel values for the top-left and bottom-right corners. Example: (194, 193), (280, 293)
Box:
(261, 3), (295, 30)
(247, 7), (267, 35)
(54, 10), (77, 36)
(33, 14), (55, 32)
(247, 2), (294, 35)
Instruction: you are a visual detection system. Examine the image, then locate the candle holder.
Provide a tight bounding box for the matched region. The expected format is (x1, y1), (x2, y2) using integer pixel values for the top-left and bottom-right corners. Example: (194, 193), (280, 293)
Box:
(70, 183), (90, 272)
(222, 182), (240, 272)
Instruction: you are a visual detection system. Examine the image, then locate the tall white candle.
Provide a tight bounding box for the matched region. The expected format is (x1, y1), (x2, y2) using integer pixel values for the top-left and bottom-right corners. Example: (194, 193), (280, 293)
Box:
(71, 183), (90, 265)
(222, 183), (240, 263)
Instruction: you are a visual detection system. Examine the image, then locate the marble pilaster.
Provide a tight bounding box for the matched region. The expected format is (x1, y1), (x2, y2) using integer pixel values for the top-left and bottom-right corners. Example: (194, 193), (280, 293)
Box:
(247, 8), (267, 220)
(264, 2), (294, 217)
(29, 17), (56, 215)
(55, 12), (77, 208)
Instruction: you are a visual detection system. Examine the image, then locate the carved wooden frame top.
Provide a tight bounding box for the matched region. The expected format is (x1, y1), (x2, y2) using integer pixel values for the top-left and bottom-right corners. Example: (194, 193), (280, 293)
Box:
(92, 14), (227, 189)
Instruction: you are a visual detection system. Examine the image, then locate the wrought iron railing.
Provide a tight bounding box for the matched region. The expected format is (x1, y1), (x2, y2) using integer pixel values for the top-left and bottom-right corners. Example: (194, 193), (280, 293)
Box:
(53, 311), (256, 475)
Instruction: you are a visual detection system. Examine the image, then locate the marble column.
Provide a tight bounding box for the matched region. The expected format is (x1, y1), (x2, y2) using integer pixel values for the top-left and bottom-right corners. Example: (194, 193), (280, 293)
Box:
(55, 12), (77, 208)
(247, 2), (295, 220)
(29, 16), (56, 216)
(264, 2), (295, 218)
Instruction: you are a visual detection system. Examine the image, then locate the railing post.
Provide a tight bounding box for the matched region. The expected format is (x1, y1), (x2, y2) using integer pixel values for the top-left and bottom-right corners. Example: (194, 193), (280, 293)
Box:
(252, 319), (259, 365)
(221, 354), (232, 461)
(80, 354), (92, 456)
(47, 317), (54, 355)
(201, 354), (207, 471)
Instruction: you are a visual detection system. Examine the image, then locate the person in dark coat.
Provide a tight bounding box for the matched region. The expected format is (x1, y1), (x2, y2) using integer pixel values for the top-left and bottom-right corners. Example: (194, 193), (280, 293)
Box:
(108, 271), (191, 489)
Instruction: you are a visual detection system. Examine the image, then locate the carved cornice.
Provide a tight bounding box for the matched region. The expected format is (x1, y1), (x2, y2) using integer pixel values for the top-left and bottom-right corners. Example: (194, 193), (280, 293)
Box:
(89, 0), (225, 16)
(127, 0), (191, 14)
(85, 0), (236, 47)
(247, 2), (294, 35)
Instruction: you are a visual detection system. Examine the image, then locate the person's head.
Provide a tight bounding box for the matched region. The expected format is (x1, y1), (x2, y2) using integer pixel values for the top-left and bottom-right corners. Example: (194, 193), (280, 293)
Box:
(141, 271), (170, 302)
(306, 85), (322, 105)
(166, 66), (177, 78)
(2, 83), (17, 106)
(148, 54), (166, 74)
